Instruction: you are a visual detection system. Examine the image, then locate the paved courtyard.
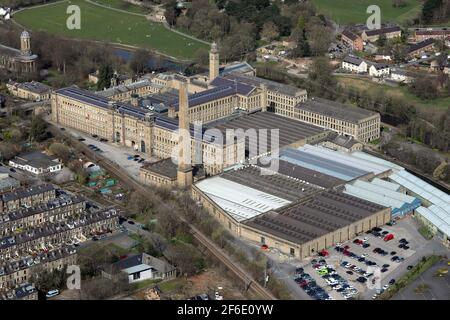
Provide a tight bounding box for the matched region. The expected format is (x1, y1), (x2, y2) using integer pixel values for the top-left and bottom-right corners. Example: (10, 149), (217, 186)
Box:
(62, 126), (158, 178)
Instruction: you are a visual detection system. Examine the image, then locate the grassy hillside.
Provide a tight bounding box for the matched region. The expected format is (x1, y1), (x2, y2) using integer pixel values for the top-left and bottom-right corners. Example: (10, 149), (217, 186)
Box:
(312, 0), (422, 25)
(13, 0), (208, 60)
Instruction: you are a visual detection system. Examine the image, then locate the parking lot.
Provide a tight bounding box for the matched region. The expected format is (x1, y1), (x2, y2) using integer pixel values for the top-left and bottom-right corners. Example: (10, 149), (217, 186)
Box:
(290, 217), (434, 300)
(61, 126), (158, 178)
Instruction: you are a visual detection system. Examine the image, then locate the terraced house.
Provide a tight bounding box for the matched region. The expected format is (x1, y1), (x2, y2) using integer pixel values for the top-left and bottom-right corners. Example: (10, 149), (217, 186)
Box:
(0, 207), (118, 260)
(0, 245), (77, 290)
(0, 194), (85, 236)
(0, 184), (56, 213)
(0, 183), (119, 292)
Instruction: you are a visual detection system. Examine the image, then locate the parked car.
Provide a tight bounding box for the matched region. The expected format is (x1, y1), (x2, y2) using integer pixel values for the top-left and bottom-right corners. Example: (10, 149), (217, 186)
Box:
(389, 279), (396, 285)
(384, 234), (394, 241)
(46, 289), (60, 298)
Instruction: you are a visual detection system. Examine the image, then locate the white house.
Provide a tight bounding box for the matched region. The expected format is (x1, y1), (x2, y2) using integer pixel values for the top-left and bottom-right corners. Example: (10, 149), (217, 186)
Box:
(369, 63), (390, 77)
(390, 69), (414, 83)
(341, 55), (369, 73)
(9, 152), (62, 175)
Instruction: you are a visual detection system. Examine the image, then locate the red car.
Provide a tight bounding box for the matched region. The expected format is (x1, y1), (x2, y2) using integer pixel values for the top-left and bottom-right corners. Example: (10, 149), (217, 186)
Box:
(384, 234), (394, 241)
(319, 249), (330, 257)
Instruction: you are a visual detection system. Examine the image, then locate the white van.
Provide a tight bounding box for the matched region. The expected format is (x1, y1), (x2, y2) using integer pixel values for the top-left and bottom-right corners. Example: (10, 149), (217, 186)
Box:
(46, 289), (60, 298)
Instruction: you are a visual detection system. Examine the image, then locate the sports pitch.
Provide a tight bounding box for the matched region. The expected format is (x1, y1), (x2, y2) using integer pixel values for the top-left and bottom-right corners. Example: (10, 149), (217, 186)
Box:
(312, 0), (422, 25)
(13, 0), (208, 60)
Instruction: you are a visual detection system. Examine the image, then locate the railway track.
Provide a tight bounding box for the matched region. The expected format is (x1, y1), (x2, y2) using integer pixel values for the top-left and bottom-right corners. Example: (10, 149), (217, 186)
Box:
(52, 125), (276, 300)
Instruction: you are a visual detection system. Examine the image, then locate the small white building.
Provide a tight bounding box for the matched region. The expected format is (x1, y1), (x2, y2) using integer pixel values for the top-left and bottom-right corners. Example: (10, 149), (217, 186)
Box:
(369, 63), (390, 77)
(104, 253), (176, 284)
(341, 55), (369, 73)
(9, 152), (62, 175)
(390, 68), (414, 83)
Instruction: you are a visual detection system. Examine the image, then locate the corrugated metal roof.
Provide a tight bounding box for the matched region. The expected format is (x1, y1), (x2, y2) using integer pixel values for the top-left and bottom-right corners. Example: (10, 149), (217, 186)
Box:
(280, 148), (368, 181)
(300, 145), (389, 175)
(344, 184), (405, 209)
(350, 152), (404, 172)
(416, 206), (450, 237)
(389, 170), (450, 210)
(352, 180), (417, 204)
(371, 178), (401, 191)
(195, 176), (291, 222)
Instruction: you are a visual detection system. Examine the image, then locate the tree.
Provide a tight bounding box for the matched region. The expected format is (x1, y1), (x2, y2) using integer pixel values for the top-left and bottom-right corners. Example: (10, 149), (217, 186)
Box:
(308, 57), (337, 99)
(193, 48), (209, 66)
(290, 28), (310, 58)
(421, 0), (444, 24)
(48, 142), (71, 163)
(129, 49), (150, 75)
(376, 34), (387, 47)
(0, 142), (21, 161)
(30, 115), (48, 142)
(409, 77), (439, 100)
(307, 24), (333, 56)
(164, 0), (179, 26)
(165, 242), (205, 276)
(96, 64), (114, 90)
(261, 21), (280, 41)
(128, 191), (156, 215)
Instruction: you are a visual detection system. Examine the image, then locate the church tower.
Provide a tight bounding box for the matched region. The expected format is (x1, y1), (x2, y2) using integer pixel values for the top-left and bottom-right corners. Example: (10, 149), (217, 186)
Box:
(177, 82), (193, 188)
(209, 42), (219, 81)
(20, 30), (31, 56)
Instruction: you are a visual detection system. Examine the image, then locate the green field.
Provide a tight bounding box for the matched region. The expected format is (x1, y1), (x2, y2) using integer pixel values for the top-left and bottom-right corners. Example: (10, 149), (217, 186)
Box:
(337, 76), (450, 111)
(90, 0), (150, 14)
(13, 0), (208, 60)
(312, 0), (423, 25)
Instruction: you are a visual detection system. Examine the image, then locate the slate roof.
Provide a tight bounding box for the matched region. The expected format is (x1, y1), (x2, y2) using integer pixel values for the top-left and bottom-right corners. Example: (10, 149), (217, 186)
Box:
(296, 97), (378, 124)
(244, 190), (387, 245)
(343, 55), (364, 66)
(0, 183), (55, 203)
(408, 38), (435, 54)
(364, 26), (401, 37)
(169, 83), (255, 111)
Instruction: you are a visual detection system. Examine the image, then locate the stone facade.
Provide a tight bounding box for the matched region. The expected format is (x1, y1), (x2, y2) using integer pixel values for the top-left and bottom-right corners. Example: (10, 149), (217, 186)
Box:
(0, 31), (38, 74)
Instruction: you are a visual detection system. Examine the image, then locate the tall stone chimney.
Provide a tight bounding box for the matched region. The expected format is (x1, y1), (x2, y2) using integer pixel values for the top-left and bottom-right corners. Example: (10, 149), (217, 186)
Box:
(260, 83), (268, 112)
(177, 81), (193, 188)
